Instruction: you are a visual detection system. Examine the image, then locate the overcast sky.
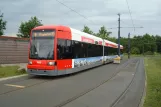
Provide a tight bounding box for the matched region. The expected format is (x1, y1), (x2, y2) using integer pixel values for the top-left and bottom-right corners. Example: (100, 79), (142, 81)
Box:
(0, 0), (161, 37)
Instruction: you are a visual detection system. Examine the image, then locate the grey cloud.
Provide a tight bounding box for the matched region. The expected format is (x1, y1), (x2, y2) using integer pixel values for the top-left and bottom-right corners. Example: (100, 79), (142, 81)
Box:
(0, 0), (161, 37)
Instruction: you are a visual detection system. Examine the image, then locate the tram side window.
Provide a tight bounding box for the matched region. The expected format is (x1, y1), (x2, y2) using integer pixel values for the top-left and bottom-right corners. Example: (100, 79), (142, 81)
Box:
(111, 48), (115, 55)
(114, 48), (118, 55)
(73, 41), (81, 58)
(108, 47), (112, 55)
(58, 39), (104, 59)
(82, 43), (88, 58)
(88, 44), (95, 57)
(95, 45), (99, 56)
(65, 40), (73, 58)
(108, 47), (115, 55)
(104, 47), (108, 56)
(57, 39), (73, 59)
(88, 44), (103, 57)
(73, 41), (88, 58)
(108, 47), (118, 55)
(99, 45), (103, 56)
(113, 48), (117, 55)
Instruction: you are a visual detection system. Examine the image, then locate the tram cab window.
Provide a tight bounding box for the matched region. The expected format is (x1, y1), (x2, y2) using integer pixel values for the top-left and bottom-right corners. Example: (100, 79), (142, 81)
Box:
(57, 39), (73, 59)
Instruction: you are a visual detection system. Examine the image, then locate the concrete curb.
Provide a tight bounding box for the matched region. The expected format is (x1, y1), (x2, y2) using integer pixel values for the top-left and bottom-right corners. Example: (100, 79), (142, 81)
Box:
(0, 74), (28, 82)
(139, 58), (147, 107)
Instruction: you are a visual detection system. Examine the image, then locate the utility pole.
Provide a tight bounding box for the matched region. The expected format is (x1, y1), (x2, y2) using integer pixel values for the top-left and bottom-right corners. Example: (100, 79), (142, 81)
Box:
(118, 13), (121, 56)
(143, 43), (144, 56)
(128, 33), (130, 59)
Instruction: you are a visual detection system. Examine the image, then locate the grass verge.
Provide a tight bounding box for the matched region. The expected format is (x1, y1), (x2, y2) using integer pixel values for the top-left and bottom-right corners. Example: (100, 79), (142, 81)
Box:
(0, 66), (26, 78)
(144, 57), (161, 107)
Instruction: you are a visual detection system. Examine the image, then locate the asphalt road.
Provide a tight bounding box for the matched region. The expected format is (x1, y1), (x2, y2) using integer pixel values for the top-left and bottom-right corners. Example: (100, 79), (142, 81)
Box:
(0, 58), (145, 107)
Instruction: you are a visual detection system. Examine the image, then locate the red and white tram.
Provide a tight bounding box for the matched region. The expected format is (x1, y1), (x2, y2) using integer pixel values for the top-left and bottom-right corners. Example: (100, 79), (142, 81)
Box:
(27, 25), (123, 76)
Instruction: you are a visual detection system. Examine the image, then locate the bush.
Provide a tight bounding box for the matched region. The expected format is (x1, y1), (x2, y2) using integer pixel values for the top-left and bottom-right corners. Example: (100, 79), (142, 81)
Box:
(154, 52), (161, 56)
(15, 68), (26, 75)
(145, 51), (154, 55)
(131, 47), (140, 54)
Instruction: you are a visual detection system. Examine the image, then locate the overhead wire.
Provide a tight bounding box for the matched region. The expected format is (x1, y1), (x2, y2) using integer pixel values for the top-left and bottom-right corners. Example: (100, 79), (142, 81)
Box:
(125, 0), (135, 32)
(55, 0), (96, 25)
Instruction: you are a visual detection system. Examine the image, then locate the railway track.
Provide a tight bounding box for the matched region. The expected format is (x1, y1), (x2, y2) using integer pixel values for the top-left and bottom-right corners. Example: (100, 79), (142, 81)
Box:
(0, 58), (140, 107)
(54, 58), (139, 107)
(110, 59), (140, 107)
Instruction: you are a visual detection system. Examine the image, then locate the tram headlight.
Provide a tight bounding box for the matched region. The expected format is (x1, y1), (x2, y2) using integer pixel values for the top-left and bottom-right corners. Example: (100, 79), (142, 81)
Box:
(28, 61), (32, 65)
(48, 62), (55, 66)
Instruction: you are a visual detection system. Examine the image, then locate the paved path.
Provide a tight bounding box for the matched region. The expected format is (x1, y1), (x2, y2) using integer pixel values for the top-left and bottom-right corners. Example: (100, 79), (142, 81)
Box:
(0, 58), (145, 107)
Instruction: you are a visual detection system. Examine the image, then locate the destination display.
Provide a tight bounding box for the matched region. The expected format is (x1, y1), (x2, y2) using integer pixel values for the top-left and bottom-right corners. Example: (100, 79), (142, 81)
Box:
(32, 31), (55, 37)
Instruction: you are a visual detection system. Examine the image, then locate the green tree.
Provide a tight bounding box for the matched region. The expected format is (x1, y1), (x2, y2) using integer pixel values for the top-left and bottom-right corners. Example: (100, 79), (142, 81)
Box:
(128, 34), (158, 54)
(17, 16), (43, 38)
(0, 11), (7, 36)
(82, 25), (93, 35)
(131, 47), (140, 54)
(131, 35), (144, 54)
(151, 35), (157, 53)
(155, 35), (161, 53)
(97, 26), (111, 39)
(142, 33), (156, 53)
(108, 37), (116, 42)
